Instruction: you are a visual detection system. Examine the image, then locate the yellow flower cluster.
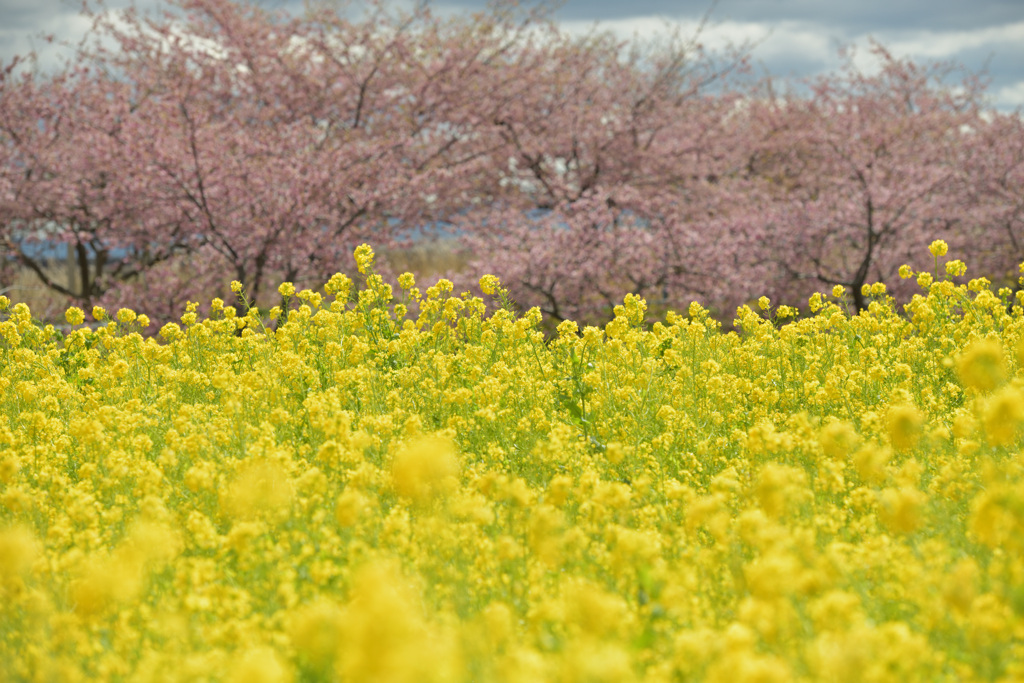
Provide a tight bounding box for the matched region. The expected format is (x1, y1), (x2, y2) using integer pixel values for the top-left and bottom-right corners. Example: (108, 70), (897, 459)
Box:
(1, 245), (1024, 681)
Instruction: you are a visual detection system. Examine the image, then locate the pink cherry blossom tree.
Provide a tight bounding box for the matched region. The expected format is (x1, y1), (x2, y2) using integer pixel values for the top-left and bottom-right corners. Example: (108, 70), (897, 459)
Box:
(747, 44), (991, 312)
(960, 110), (1024, 287)
(0, 0), (558, 319)
(452, 25), (764, 322)
(0, 55), (196, 315)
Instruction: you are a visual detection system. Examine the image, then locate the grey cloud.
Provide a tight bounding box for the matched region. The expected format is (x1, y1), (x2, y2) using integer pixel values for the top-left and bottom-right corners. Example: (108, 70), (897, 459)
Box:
(0, 0), (137, 29)
(444, 0), (1024, 33)
(0, 0), (76, 30)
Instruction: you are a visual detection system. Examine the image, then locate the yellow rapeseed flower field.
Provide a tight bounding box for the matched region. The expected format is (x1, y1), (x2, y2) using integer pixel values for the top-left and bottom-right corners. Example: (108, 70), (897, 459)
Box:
(1, 243), (1024, 682)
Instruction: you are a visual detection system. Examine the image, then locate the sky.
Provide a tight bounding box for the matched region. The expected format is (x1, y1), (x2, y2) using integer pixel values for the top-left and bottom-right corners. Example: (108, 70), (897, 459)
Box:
(1, 0), (1023, 111)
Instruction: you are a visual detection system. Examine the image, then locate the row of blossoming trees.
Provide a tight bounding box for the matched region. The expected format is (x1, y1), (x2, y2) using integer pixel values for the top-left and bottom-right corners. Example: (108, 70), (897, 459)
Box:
(1, 0), (1022, 324)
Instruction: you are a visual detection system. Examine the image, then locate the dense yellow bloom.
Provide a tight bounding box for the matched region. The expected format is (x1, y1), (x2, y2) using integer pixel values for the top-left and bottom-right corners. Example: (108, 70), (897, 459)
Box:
(819, 420), (859, 459)
(335, 560), (456, 683)
(0, 243), (1022, 681)
(877, 486), (926, 534)
(70, 553), (145, 616)
(956, 337), (1006, 392)
(226, 648), (293, 683)
(391, 435), (459, 505)
(0, 525), (38, 578)
(221, 458), (294, 520)
(288, 599), (345, 671)
(929, 239), (948, 257)
(983, 386), (1024, 446)
(887, 403), (924, 452)
(335, 488), (372, 527)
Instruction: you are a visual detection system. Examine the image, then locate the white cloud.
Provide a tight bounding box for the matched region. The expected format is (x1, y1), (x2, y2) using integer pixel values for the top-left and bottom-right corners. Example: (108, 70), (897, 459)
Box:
(870, 21), (1024, 60)
(553, 14), (1024, 66)
(754, 23), (835, 62)
(547, 16), (839, 81)
(544, 14), (1024, 110)
(837, 22), (1024, 79)
(556, 15), (772, 53)
(1, 12), (93, 69)
(549, 16), (847, 79)
(994, 80), (1024, 108)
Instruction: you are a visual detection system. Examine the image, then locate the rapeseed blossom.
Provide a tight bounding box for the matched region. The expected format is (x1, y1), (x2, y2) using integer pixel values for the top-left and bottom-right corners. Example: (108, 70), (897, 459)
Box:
(65, 306), (85, 325)
(0, 243), (1023, 680)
